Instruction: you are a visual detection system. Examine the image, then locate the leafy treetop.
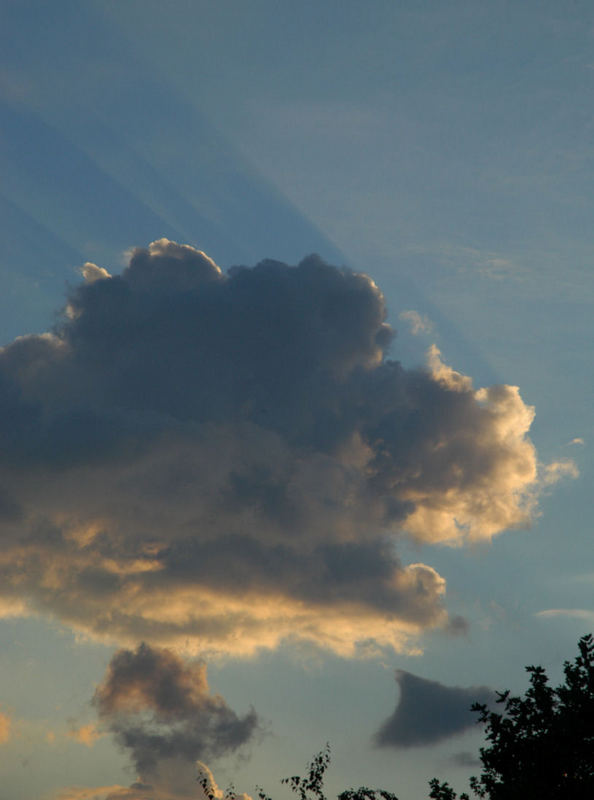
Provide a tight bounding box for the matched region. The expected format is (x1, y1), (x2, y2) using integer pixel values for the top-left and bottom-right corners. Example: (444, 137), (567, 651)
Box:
(200, 634), (594, 800)
(430, 633), (594, 799)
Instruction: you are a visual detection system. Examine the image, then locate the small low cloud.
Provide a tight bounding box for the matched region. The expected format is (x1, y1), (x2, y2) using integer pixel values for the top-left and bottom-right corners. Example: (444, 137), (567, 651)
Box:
(92, 644), (258, 798)
(55, 768), (253, 800)
(54, 786), (180, 800)
(54, 643), (259, 799)
(54, 788), (130, 800)
(69, 723), (102, 747)
(568, 437), (585, 447)
(0, 710), (11, 744)
(374, 670), (493, 748)
(540, 459), (579, 486)
(80, 262), (112, 284)
(398, 310), (433, 336)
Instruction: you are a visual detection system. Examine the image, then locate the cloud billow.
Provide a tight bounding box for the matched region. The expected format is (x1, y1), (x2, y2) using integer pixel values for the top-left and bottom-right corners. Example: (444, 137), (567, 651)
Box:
(0, 239), (552, 655)
(58, 643), (257, 800)
(94, 644), (258, 785)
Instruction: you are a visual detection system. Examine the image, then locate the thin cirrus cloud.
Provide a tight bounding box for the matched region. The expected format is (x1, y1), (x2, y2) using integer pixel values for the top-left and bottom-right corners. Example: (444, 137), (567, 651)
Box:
(536, 609), (594, 622)
(0, 238), (569, 656)
(374, 670), (494, 748)
(398, 310), (433, 336)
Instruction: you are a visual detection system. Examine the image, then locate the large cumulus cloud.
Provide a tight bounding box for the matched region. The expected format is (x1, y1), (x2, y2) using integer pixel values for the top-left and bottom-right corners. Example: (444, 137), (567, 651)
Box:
(0, 239), (554, 655)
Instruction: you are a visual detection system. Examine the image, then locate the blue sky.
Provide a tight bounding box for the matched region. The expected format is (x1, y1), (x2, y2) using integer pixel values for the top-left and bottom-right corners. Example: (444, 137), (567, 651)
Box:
(0, 2), (592, 799)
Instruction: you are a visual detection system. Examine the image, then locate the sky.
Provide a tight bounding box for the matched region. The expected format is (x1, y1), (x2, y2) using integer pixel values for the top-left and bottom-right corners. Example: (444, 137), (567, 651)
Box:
(0, 1), (592, 798)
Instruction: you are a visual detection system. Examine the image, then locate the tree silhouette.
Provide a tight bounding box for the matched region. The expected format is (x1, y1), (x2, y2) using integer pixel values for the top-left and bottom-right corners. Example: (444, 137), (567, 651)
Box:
(200, 744), (399, 800)
(253, 745), (400, 800)
(431, 633), (594, 799)
(199, 635), (594, 800)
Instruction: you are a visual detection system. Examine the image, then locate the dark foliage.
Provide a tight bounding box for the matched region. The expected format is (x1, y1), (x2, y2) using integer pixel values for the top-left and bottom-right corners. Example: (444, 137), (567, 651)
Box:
(259, 745), (399, 800)
(200, 744), (399, 800)
(432, 633), (594, 799)
(200, 635), (594, 800)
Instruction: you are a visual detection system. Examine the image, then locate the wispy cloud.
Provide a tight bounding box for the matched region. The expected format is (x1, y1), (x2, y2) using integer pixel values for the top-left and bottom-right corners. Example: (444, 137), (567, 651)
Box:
(536, 608), (594, 622)
(406, 243), (524, 282)
(539, 459), (579, 486)
(398, 310), (433, 335)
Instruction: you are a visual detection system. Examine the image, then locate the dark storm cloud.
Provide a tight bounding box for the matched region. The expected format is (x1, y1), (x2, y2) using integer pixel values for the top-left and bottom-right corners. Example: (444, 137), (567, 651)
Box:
(94, 644), (258, 785)
(374, 670), (494, 748)
(0, 239), (549, 655)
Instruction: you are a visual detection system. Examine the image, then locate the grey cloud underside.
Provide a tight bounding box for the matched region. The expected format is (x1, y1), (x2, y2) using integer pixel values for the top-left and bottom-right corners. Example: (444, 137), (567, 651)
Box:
(94, 644), (257, 796)
(450, 751), (481, 768)
(6, 250), (391, 458)
(374, 670), (494, 748)
(0, 240), (540, 652)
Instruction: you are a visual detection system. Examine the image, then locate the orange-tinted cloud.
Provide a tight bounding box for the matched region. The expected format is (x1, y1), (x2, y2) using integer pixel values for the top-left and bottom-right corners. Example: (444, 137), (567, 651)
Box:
(0, 711), (11, 744)
(54, 786), (145, 800)
(0, 241), (567, 655)
(69, 723), (102, 747)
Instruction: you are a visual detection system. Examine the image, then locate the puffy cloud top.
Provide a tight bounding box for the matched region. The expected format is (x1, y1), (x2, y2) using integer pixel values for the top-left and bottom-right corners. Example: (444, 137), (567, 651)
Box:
(0, 240), (553, 655)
